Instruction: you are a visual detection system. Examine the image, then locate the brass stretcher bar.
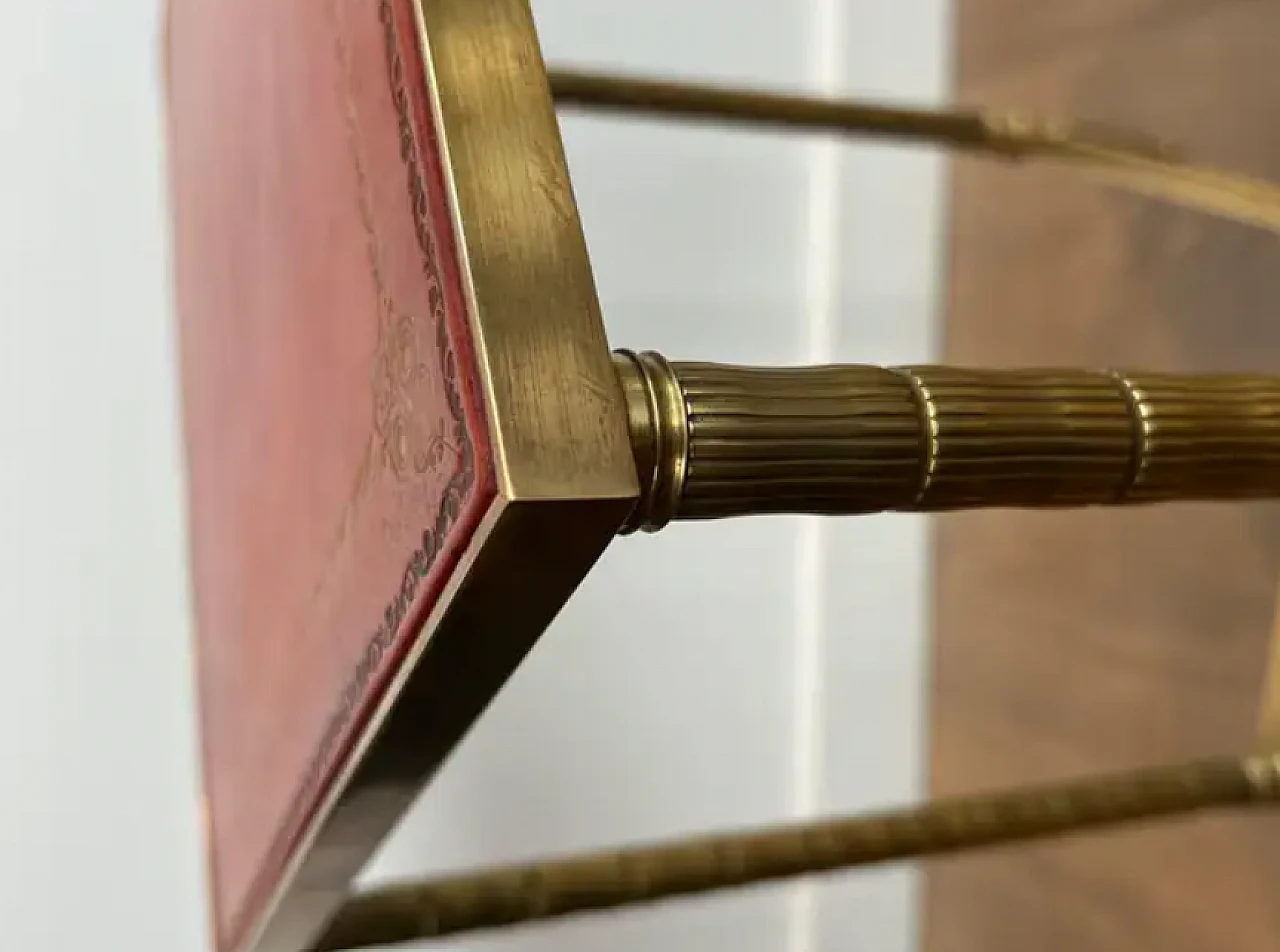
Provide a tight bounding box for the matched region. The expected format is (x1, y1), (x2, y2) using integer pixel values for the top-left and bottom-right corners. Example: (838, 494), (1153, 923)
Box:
(550, 69), (1280, 234)
(549, 67), (1176, 160)
(312, 754), (1280, 950)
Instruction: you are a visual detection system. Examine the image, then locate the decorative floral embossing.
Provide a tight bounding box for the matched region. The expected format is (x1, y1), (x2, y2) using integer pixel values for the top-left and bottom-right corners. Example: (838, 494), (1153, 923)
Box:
(297, 0), (476, 807)
(238, 2), (481, 942)
(332, 0), (461, 490)
(371, 296), (457, 479)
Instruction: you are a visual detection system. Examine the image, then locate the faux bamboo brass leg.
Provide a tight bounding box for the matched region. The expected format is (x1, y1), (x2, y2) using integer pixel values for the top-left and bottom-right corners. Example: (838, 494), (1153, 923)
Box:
(614, 352), (1280, 531)
(312, 754), (1280, 950)
(550, 70), (1280, 234)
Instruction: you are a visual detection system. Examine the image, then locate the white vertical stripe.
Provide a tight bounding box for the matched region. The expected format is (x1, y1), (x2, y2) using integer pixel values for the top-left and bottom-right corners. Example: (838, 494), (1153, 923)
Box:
(814, 2), (952, 951)
(789, 0), (844, 950)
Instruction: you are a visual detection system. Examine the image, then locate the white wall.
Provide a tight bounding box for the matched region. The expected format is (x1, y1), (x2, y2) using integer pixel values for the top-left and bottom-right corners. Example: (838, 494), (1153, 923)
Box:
(0, 1), (948, 951)
(0, 1), (209, 950)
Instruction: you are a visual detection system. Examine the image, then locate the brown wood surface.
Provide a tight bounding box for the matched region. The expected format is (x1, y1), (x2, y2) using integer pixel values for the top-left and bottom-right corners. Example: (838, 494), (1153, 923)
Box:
(928, 2), (1280, 950)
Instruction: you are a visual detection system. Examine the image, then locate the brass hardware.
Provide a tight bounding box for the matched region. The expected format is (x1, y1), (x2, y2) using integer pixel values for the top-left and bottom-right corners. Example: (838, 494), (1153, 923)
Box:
(551, 70), (1280, 235)
(617, 354), (1280, 530)
(311, 754), (1280, 950)
(550, 68), (1173, 160)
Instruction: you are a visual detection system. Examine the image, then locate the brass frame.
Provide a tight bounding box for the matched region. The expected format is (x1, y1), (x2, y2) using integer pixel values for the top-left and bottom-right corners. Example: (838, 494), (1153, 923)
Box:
(241, 2), (639, 950)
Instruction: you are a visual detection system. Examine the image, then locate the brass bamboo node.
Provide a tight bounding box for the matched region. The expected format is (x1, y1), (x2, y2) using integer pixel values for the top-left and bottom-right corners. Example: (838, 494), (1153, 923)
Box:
(614, 349), (688, 533)
(974, 109), (1174, 162)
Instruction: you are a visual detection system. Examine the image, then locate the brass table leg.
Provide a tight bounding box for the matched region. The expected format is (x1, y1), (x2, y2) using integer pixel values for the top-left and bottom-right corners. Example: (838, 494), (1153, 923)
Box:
(616, 353), (1280, 530)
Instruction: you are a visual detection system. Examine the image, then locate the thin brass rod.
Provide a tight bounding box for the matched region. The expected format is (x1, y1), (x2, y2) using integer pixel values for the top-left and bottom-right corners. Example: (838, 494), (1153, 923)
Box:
(312, 754), (1278, 950)
(549, 69), (1280, 235)
(548, 68), (1169, 159)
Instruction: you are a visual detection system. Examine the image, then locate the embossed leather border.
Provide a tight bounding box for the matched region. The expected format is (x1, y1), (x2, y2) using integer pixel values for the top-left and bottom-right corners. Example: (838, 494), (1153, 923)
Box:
(224, 1), (494, 946)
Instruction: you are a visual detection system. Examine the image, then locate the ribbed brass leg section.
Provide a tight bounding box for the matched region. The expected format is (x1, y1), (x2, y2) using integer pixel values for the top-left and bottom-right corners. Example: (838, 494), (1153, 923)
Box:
(899, 366), (1134, 509)
(676, 362), (922, 521)
(1117, 372), (1280, 502)
(311, 755), (1280, 950)
(615, 354), (1280, 526)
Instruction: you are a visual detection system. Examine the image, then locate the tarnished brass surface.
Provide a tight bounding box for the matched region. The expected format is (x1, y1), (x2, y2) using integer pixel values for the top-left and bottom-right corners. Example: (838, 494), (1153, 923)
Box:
(550, 70), (1280, 235)
(312, 754), (1279, 950)
(615, 352), (1280, 531)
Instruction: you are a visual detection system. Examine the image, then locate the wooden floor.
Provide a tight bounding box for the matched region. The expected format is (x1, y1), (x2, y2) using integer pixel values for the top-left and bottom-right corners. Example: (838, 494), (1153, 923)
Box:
(927, 2), (1280, 950)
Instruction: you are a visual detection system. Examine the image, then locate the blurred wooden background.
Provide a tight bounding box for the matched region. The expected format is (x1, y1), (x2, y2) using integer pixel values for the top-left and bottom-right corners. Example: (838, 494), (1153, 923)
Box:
(928, 2), (1280, 950)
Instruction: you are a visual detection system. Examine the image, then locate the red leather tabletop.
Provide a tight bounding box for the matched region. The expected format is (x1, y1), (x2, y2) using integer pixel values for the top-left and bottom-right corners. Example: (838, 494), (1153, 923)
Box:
(166, 0), (495, 946)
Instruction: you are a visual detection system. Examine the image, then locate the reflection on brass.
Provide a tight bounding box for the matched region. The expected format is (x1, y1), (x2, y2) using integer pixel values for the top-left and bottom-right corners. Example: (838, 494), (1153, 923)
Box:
(550, 70), (1280, 235)
(312, 755), (1279, 950)
(615, 353), (1280, 531)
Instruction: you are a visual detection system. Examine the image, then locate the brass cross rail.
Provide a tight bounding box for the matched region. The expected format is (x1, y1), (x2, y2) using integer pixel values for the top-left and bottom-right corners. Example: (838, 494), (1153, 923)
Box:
(549, 68), (1175, 159)
(312, 754), (1280, 950)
